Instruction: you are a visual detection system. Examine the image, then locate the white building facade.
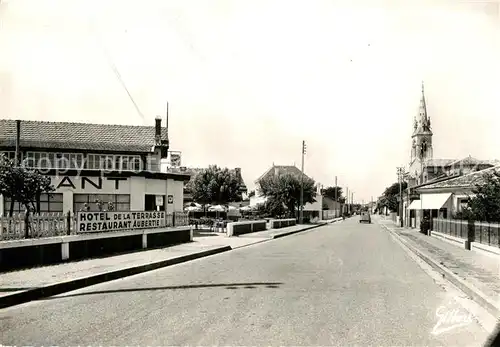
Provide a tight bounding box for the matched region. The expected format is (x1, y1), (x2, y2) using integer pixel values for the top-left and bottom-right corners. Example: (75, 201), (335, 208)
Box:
(0, 118), (189, 216)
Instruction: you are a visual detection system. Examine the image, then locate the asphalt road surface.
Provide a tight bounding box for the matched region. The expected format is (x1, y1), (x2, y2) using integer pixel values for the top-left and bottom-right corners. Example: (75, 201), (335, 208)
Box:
(1, 217), (491, 346)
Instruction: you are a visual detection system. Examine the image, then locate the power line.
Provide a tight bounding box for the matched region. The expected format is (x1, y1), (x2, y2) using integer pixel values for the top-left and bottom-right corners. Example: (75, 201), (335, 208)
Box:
(87, 16), (146, 122)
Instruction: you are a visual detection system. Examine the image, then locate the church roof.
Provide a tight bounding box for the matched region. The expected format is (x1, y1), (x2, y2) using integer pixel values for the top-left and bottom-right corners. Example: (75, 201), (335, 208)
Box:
(423, 159), (455, 167)
(421, 157), (498, 168)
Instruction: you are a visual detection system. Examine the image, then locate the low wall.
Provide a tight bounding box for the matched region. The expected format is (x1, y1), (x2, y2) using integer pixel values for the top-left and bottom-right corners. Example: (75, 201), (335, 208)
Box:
(430, 230), (468, 249)
(0, 226), (192, 272)
(227, 220), (267, 237)
(270, 218), (296, 229)
(471, 242), (500, 258)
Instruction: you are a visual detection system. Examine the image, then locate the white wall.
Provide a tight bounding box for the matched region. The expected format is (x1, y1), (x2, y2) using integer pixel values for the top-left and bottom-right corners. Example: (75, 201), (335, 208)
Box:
(304, 193), (322, 211)
(249, 194), (267, 207)
(5, 174), (186, 214)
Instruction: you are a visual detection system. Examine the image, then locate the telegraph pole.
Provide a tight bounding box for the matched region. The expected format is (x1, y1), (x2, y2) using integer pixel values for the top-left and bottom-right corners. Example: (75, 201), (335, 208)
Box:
(397, 166), (405, 227)
(334, 176), (338, 217)
(346, 187), (349, 215)
(299, 140), (306, 224)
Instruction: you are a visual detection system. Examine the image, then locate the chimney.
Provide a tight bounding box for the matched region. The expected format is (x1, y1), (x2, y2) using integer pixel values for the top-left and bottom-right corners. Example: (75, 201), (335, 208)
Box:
(155, 116), (162, 145)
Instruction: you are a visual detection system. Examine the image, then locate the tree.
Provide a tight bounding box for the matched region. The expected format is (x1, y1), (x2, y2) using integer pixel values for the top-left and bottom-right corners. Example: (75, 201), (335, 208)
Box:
(0, 154), (55, 217)
(258, 172), (316, 218)
(466, 170), (500, 222)
(191, 165), (243, 206)
(256, 199), (287, 218)
(322, 186), (343, 202)
(248, 190), (256, 198)
(379, 181), (408, 212)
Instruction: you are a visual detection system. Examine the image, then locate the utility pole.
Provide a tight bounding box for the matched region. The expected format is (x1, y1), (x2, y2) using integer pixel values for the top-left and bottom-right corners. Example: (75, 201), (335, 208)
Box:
(334, 176), (338, 218)
(299, 140), (306, 224)
(346, 187), (349, 215)
(397, 166), (405, 227)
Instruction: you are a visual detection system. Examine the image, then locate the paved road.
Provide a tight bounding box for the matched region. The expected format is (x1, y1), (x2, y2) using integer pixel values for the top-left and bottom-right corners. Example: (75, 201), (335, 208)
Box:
(0, 217), (491, 346)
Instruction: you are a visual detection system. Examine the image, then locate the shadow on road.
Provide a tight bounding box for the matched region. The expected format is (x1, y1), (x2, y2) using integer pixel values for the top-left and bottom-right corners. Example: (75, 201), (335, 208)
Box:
(0, 287), (39, 292)
(39, 282), (284, 300)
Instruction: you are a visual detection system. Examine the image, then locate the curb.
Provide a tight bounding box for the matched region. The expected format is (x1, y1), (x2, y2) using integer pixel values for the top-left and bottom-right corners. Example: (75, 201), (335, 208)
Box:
(380, 223), (500, 319)
(0, 245), (232, 310)
(272, 221), (332, 239)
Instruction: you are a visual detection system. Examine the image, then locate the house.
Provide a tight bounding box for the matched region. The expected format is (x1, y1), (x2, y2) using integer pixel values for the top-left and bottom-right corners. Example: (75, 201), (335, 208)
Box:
(402, 83), (498, 227)
(252, 164), (324, 213)
(0, 118), (189, 215)
(407, 165), (500, 227)
(321, 196), (342, 212)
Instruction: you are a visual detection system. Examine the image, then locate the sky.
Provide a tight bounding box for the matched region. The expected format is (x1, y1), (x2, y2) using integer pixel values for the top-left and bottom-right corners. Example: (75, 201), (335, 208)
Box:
(1, 0), (500, 204)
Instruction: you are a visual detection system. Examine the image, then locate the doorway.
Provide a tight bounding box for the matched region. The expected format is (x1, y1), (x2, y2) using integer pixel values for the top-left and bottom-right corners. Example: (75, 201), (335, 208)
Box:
(145, 194), (165, 211)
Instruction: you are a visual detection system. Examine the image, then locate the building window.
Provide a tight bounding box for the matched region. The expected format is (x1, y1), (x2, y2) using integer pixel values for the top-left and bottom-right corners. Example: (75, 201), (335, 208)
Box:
(85, 154), (142, 171)
(458, 198), (468, 212)
(1, 151), (16, 161)
(3, 193), (63, 215)
(73, 194), (130, 212)
(23, 152), (84, 169)
(439, 208), (448, 219)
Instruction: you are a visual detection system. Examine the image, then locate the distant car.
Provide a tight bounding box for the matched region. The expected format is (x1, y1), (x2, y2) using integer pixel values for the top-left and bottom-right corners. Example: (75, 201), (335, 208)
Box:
(359, 211), (371, 223)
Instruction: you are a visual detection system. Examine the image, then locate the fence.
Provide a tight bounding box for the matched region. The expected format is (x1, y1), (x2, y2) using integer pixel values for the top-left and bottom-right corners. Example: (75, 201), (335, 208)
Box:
(187, 211), (228, 220)
(0, 211), (190, 241)
(432, 218), (500, 248)
(0, 212), (69, 240)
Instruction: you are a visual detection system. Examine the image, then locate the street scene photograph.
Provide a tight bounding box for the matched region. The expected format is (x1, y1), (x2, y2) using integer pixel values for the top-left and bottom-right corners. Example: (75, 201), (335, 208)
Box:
(0, 0), (500, 346)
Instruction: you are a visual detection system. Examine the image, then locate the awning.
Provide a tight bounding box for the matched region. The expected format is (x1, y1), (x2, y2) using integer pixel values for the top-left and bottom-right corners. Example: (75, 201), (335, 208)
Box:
(407, 193), (452, 210)
(407, 200), (421, 210)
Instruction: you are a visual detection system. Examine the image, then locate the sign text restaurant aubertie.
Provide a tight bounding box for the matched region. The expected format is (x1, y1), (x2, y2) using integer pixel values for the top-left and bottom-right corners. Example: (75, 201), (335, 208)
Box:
(77, 211), (166, 232)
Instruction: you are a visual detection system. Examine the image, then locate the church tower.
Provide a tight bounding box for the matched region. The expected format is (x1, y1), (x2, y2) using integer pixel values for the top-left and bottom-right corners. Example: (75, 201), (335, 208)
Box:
(409, 81), (433, 183)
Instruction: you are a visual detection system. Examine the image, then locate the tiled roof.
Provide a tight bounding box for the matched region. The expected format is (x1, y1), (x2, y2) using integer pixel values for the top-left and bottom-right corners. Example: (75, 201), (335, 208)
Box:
(0, 119), (167, 153)
(444, 156), (496, 168)
(256, 164), (313, 183)
(423, 159), (455, 167)
(420, 165), (500, 189)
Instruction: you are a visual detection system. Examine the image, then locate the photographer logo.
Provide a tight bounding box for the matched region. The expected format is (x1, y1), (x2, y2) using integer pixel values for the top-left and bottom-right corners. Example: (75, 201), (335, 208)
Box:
(432, 305), (474, 335)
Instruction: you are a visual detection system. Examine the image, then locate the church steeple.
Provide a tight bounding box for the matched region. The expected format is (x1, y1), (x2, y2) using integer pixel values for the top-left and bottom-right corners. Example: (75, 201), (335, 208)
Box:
(411, 81), (433, 163)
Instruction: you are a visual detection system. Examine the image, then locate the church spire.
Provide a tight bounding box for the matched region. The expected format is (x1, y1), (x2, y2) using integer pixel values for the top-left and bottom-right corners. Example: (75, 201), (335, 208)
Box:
(411, 81), (433, 163)
(418, 80), (431, 133)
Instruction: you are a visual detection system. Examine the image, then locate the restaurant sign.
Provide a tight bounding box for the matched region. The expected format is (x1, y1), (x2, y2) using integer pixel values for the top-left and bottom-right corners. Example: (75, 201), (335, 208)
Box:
(77, 211), (166, 233)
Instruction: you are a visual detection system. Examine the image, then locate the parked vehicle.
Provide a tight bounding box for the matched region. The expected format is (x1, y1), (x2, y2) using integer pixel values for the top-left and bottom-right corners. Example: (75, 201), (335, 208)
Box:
(359, 212), (371, 224)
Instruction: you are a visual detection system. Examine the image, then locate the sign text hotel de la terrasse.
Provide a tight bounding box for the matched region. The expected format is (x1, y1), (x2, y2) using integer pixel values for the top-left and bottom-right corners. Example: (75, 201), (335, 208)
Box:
(77, 211), (166, 232)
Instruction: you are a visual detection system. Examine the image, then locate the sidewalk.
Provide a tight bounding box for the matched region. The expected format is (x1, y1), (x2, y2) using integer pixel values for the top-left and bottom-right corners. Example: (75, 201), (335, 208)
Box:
(377, 216), (500, 317)
(0, 221), (337, 309)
